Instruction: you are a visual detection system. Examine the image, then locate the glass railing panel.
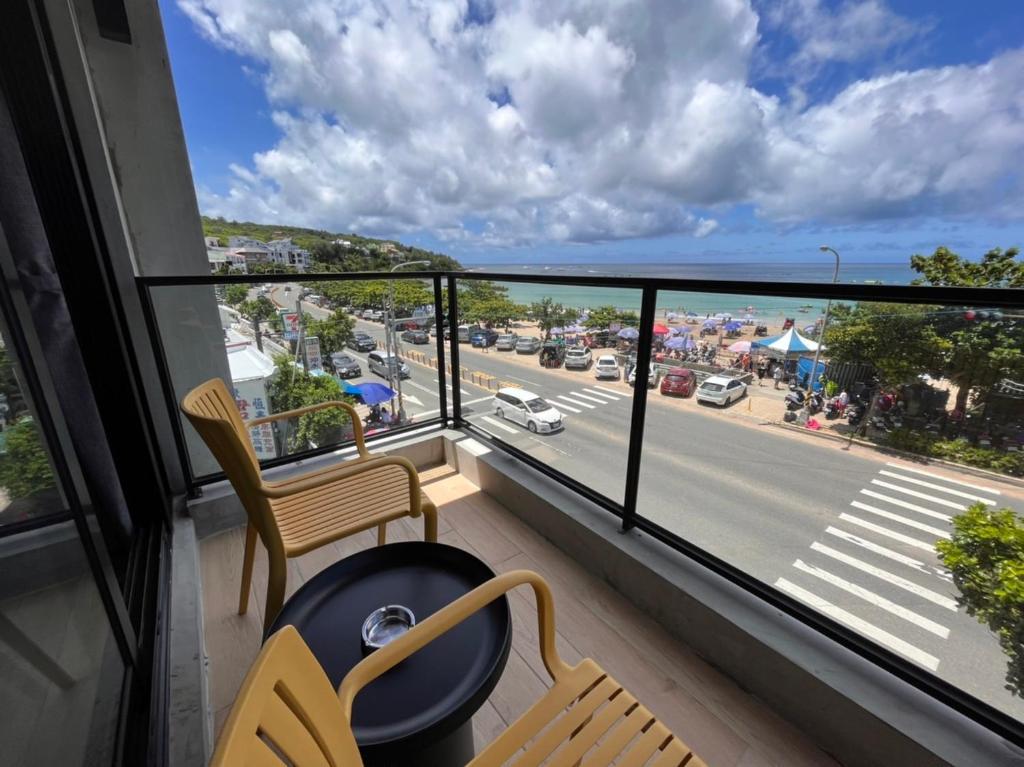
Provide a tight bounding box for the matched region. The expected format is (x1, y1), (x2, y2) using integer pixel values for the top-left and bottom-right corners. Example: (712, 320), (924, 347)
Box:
(636, 290), (1024, 723)
(452, 278), (643, 505)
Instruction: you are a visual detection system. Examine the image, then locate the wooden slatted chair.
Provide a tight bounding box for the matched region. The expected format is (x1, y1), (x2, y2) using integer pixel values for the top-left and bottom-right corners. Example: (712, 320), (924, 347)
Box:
(211, 570), (706, 767)
(182, 378), (437, 632)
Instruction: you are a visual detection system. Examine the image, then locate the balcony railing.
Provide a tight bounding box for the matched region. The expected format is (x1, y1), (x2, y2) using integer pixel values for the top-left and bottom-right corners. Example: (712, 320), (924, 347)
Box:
(137, 269), (1024, 748)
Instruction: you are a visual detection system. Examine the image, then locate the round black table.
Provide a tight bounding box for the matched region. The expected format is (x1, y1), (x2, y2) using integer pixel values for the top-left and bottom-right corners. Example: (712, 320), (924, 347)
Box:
(267, 542), (511, 767)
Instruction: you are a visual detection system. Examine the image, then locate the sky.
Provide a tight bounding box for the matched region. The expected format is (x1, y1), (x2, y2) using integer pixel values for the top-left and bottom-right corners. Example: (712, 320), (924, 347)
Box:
(161, 0), (1024, 265)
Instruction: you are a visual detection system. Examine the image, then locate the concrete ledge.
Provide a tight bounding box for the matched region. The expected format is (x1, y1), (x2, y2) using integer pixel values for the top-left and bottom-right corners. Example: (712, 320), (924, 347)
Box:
(188, 425), (448, 539)
(451, 431), (1023, 767)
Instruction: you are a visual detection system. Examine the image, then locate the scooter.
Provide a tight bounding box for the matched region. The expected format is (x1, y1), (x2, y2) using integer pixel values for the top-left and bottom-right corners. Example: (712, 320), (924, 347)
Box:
(846, 401), (866, 427)
(785, 385), (806, 412)
(825, 398), (846, 420)
(806, 391), (824, 415)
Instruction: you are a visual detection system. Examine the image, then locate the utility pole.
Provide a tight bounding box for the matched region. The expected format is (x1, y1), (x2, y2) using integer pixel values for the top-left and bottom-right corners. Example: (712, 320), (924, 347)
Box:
(252, 316), (263, 353)
(296, 295), (308, 372)
(387, 260), (430, 423)
(809, 246), (840, 394)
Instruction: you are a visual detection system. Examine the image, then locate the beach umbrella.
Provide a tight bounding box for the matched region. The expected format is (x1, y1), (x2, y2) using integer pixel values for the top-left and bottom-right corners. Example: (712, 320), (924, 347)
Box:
(350, 382), (396, 405)
(675, 325), (691, 334)
(566, 323), (586, 333)
(728, 340), (752, 353)
(686, 312), (698, 318)
(617, 327), (639, 340)
(652, 323), (670, 335)
(550, 327), (565, 336)
(666, 312), (678, 321)
(702, 319), (717, 329)
(724, 321), (743, 331)
(752, 327), (820, 354)
(666, 337), (696, 350)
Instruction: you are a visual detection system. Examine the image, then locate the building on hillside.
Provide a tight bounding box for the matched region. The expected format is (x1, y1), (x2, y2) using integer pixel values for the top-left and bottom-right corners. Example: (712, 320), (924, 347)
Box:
(204, 235), (220, 248)
(267, 238), (310, 271)
(225, 235), (310, 271)
(207, 246), (247, 273)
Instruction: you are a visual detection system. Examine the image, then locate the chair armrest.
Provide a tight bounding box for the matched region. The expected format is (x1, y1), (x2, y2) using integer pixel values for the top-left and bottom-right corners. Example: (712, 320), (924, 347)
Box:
(258, 455), (421, 515)
(250, 400), (367, 457)
(337, 570), (570, 717)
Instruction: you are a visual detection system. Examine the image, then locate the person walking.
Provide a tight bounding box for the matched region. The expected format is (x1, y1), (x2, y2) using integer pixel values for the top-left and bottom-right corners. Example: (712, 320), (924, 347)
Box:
(757, 358), (767, 386)
(772, 363), (783, 390)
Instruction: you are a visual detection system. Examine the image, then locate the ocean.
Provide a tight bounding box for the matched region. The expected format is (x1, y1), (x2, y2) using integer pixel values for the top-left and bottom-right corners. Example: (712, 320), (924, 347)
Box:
(462, 262), (919, 319)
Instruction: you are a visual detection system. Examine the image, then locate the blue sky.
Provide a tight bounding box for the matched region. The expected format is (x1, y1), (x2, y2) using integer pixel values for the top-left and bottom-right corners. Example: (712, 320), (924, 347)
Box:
(162, 0), (1024, 264)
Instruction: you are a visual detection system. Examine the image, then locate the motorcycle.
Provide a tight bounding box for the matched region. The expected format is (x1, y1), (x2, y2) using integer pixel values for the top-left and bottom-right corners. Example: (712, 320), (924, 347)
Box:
(806, 391), (824, 415)
(785, 385), (806, 412)
(825, 397), (846, 420)
(846, 401), (866, 427)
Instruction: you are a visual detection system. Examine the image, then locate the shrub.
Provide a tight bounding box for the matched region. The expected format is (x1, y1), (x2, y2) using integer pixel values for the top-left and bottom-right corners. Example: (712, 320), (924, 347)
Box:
(883, 429), (1024, 477)
(937, 504), (1024, 696)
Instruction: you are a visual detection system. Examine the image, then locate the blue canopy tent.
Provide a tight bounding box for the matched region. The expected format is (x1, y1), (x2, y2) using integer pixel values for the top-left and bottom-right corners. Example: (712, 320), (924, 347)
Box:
(341, 380), (397, 405)
(665, 337), (696, 351)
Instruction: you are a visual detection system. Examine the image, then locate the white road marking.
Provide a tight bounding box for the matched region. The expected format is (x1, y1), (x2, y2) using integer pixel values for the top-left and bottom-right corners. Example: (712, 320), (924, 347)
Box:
(793, 559), (950, 638)
(528, 436), (572, 456)
(838, 514), (936, 552)
(406, 380), (440, 398)
(551, 400), (581, 413)
(402, 394), (424, 408)
(870, 480), (967, 511)
(568, 391), (610, 405)
(859, 489), (952, 522)
(416, 395), (495, 418)
(591, 385), (625, 397)
(810, 541), (957, 610)
(435, 380), (471, 395)
(885, 462), (1001, 495)
(878, 470), (996, 505)
(775, 578), (940, 671)
(582, 388), (621, 401)
(825, 526), (931, 573)
(850, 501), (951, 539)
(482, 415), (518, 434)
(556, 395), (594, 409)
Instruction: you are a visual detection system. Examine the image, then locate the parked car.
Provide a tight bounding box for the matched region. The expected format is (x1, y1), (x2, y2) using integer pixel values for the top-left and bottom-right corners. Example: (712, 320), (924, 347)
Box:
(347, 332), (377, 352)
(471, 328), (499, 348)
(539, 341), (566, 368)
(401, 328), (429, 344)
(696, 375), (747, 406)
(594, 355), (620, 379)
(367, 351), (410, 379)
(660, 368), (696, 397)
(368, 310), (384, 322)
(563, 346), (592, 370)
(515, 336), (542, 354)
(328, 352), (362, 379)
(457, 325), (482, 343)
(627, 363), (657, 388)
(492, 388), (564, 433)
(495, 333), (519, 351)
(360, 309), (375, 319)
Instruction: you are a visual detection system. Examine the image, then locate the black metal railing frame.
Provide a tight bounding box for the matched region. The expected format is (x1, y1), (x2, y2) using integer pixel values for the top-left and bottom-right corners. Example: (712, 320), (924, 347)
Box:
(137, 269), (1024, 746)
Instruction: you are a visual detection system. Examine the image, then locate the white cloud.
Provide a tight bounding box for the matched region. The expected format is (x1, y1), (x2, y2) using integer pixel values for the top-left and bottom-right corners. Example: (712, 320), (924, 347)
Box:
(182, 0), (1024, 246)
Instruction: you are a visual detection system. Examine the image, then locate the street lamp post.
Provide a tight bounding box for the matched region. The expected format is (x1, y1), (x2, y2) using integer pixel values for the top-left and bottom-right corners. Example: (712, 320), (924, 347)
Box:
(808, 246), (841, 394)
(386, 260), (431, 423)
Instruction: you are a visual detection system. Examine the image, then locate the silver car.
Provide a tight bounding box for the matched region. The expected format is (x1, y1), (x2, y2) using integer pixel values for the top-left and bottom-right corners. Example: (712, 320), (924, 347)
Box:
(515, 336), (542, 354)
(367, 351), (410, 379)
(496, 333), (519, 351)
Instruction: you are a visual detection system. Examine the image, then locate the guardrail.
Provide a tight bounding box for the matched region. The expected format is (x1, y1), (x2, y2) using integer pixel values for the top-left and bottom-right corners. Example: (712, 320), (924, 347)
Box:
(136, 268), (1024, 747)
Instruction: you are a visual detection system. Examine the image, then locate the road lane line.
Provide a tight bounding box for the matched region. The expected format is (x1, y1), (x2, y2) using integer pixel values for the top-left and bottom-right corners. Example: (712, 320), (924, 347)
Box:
(850, 501), (951, 539)
(568, 391), (610, 405)
(551, 400), (581, 413)
(878, 470), (996, 505)
(885, 462), (1000, 495)
(825, 526), (930, 572)
(591, 386), (625, 396)
(416, 395), (495, 418)
(582, 388), (621, 400)
(870, 480), (966, 511)
(793, 559), (949, 638)
(436, 381), (471, 395)
(809, 542), (957, 610)
(838, 514), (936, 552)
(556, 395), (594, 409)
(482, 415), (518, 434)
(405, 380), (440, 398)
(859, 489), (952, 522)
(775, 579), (940, 671)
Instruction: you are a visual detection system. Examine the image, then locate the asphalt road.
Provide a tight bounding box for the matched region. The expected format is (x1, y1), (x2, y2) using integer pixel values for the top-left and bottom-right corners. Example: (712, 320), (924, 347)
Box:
(275, 289), (1024, 721)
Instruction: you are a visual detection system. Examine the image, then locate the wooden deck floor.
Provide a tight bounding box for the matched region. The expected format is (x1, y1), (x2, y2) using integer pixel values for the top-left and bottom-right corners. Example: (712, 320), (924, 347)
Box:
(199, 465), (838, 767)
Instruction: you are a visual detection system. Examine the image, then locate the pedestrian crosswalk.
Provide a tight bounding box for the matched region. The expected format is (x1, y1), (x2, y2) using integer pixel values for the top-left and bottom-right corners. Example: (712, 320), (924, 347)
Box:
(774, 463), (1007, 673)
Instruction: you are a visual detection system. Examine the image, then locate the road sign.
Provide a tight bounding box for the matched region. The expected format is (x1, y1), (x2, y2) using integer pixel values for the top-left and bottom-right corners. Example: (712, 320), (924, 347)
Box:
(304, 336), (323, 372)
(279, 309), (300, 341)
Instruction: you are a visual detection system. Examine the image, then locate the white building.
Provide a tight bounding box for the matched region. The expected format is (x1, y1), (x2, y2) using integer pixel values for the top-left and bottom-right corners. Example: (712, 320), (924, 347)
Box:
(225, 235), (310, 271)
(267, 238), (311, 271)
(225, 337), (278, 460)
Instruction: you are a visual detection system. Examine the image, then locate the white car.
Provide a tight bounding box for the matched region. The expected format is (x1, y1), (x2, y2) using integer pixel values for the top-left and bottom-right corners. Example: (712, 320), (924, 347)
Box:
(696, 375), (747, 406)
(627, 363), (657, 388)
(492, 387), (564, 433)
(594, 355), (620, 379)
(564, 346), (592, 370)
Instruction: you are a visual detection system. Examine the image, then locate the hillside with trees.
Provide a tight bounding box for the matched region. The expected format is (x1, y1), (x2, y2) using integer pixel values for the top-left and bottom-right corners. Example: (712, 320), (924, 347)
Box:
(202, 216), (462, 272)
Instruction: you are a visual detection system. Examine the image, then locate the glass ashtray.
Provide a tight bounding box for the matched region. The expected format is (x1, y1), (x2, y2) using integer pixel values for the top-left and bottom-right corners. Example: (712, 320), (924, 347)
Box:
(361, 605), (416, 652)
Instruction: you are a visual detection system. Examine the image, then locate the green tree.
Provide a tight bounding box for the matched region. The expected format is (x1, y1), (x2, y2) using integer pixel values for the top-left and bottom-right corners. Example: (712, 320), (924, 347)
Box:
(0, 417), (54, 499)
(529, 297), (575, 340)
(224, 284), (249, 306)
(937, 503), (1024, 696)
(463, 296), (525, 330)
(911, 246), (1023, 288)
(304, 312), (355, 356)
(237, 295), (277, 323)
(583, 305), (639, 330)
(265, 354), (358, 452)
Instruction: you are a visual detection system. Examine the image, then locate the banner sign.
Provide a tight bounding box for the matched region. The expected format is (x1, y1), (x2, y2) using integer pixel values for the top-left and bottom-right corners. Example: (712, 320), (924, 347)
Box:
(234, 380), (277, 459)
(279, 310), (300, 341)
(304, 336), (323, 372)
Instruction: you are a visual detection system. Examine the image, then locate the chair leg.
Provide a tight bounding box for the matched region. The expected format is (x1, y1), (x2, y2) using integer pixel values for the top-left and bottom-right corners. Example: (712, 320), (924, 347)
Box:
(238, 522), (257, 616)
(263, 552), (288, 635)
(422, 501), (438, 543)
(377, 522), (387, 546)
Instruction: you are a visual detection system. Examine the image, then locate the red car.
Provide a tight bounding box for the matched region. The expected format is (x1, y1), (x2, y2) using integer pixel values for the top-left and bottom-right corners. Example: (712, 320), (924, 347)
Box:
(660, 368), (696, 397)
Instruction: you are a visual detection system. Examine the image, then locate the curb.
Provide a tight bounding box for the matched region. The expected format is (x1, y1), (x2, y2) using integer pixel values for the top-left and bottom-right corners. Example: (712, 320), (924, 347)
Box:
(767, 419), (1024, 491)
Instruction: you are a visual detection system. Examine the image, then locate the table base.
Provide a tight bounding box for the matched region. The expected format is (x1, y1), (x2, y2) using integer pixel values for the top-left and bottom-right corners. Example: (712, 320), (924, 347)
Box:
(361, 717), (475, 767)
